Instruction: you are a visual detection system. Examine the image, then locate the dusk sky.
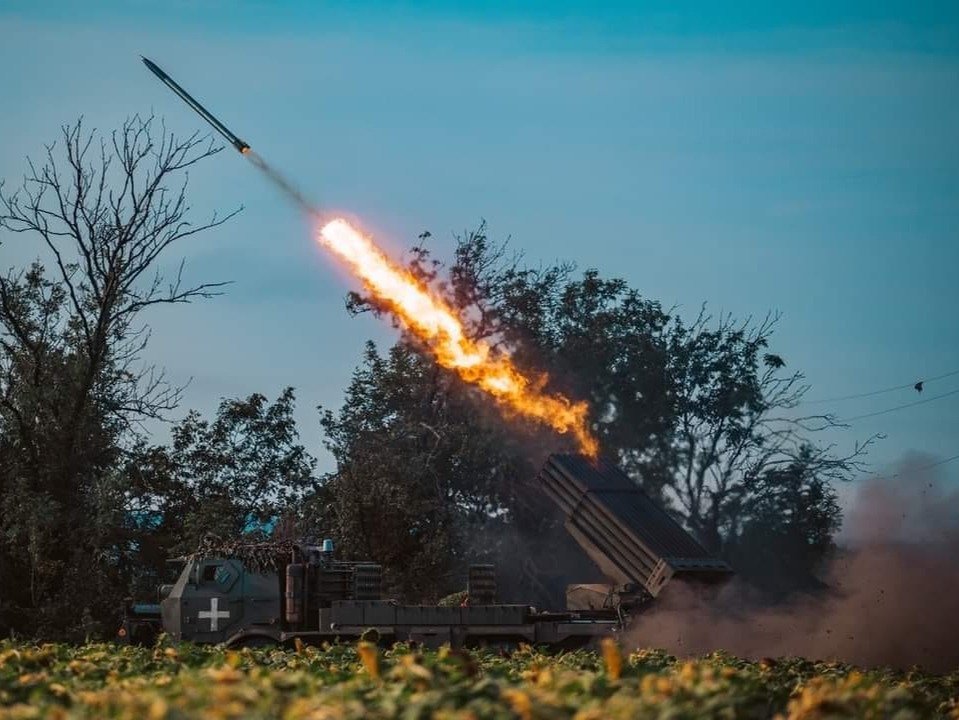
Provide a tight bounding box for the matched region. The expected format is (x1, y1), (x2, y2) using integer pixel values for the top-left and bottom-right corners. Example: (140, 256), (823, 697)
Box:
(2, 1), (957, 499)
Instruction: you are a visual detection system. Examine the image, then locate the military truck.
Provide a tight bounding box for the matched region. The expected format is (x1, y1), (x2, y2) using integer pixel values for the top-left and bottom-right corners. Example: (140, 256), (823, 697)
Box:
(120, 453), (732, 648)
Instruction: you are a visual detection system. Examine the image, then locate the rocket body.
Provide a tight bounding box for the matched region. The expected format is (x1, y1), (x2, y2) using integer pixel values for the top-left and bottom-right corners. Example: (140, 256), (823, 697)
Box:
(141, 57), (250, 154)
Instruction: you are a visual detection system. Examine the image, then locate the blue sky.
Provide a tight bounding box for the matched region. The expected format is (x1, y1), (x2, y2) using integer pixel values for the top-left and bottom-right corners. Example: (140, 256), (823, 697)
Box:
(1, 1), (957, 499)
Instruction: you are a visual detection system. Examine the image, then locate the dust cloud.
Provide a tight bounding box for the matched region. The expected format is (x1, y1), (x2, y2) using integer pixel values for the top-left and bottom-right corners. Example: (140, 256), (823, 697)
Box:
(628, 458), (959, 672)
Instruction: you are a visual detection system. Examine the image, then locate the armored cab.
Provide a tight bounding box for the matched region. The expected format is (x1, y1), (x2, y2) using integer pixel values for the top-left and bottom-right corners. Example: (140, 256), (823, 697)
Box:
(159, 541), (385, 646)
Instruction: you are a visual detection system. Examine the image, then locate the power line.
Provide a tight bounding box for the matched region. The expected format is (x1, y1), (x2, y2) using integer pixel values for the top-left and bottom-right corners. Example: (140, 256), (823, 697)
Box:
(919, 453), (959, 471)
(863, 452), (959, 482)
(803, 368), (959, 404)
(840, 386), (959, 422)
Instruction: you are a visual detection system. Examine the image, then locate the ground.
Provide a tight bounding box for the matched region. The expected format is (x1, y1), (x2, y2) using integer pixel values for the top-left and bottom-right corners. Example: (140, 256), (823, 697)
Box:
(1, 639), (957, 719)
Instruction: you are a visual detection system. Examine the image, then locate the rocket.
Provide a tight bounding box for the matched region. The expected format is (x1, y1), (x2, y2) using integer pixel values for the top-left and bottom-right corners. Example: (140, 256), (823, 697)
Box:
(141, 57), (250, 154)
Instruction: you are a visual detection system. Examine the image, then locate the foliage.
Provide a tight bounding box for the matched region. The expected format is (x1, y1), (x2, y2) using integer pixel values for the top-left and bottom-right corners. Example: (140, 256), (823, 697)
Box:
(318, 341), (544, 601)
(1, 640), (956, 719)
(320, 224), (872, 599)
(126, 388), (317, 565)
(725, 448), (843, 599)
(0, 117), (237, 637)
(0, 119), (870, 637)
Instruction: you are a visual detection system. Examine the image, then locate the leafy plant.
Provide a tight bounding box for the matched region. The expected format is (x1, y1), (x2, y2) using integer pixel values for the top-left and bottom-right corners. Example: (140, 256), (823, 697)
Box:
(1, 641), (955, 719)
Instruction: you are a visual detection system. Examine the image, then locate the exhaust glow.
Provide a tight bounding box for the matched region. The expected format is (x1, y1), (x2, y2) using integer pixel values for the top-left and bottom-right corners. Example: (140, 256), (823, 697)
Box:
(319, 218), (598, 457)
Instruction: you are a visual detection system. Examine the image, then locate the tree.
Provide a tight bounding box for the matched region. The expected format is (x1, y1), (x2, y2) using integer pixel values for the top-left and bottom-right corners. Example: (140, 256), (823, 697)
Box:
(318, 224), (870, 596)
(126, 388), (317, 577)
(724, 447), (843, 599)
(662, 310), (874, 553)
(0, 116), (237, 636)
(318, 343), (528, 600)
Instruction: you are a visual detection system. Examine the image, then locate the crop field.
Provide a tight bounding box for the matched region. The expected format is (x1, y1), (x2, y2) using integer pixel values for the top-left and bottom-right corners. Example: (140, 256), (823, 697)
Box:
(1, 639), (957, 719)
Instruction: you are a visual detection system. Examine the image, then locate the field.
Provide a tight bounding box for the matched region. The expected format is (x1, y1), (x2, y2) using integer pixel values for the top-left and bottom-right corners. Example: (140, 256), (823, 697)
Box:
(1, 639), (957, 719)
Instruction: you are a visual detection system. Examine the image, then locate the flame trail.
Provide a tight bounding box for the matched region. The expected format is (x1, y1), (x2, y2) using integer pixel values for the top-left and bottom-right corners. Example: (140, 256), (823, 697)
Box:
(242, 150), (597, 455)
(139, 58), (595, 450)
(319, 218), (598, 456)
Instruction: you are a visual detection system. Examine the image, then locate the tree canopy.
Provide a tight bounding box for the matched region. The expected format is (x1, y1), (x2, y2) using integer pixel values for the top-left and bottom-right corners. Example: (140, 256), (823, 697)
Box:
(0, 116), (237, 637)
(0, 121), (868, 637)
(318, 223), (870, 601)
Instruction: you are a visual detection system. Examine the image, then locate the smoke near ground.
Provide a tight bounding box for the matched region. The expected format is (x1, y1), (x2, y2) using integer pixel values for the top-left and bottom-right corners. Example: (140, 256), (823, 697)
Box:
(629, 457), (959, 672)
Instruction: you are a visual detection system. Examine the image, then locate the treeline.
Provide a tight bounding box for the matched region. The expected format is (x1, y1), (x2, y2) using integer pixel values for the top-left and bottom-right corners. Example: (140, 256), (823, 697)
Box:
(0, 119), (867, 639)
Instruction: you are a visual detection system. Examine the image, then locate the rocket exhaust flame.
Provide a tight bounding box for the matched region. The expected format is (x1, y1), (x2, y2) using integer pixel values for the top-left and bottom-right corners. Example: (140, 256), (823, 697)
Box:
(140, 55), (597, 454)
(319, 219), (599, 456)
(246, 151), (598, 453)
(246, 155), (598, 455)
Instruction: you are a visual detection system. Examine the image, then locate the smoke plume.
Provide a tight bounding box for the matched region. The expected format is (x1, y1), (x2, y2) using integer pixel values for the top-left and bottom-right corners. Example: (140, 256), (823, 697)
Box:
(245, 151), (319, 216)
(628, 457), (959, 672)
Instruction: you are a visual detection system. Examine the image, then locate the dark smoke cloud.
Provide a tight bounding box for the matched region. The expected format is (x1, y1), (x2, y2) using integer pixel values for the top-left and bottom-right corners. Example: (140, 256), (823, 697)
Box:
(628, 457), (959, 672)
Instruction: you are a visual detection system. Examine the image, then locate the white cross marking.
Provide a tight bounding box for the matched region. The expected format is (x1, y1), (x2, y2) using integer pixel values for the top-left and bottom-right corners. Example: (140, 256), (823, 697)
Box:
(198, 597), (230, 631)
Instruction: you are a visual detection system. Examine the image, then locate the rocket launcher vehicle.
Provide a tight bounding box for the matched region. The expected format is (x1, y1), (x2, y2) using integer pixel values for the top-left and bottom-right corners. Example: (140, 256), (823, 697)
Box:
(121, 453), (733, 648)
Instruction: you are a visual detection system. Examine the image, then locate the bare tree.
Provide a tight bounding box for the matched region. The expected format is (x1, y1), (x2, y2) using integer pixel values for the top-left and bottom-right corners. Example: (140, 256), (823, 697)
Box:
(0, 115), (239, 634)
(663, 309), (879, 551)
(1, 115), (238, 430)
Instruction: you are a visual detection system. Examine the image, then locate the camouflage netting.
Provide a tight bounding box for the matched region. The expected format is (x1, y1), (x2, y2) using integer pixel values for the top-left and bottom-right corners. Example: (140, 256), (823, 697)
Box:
(437, 591), (468, 607)
(186, 535), (304, 575)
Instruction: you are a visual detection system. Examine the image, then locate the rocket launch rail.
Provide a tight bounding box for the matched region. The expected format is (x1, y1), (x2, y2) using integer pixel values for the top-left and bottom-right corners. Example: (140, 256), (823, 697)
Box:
(538, 454), (733, 600)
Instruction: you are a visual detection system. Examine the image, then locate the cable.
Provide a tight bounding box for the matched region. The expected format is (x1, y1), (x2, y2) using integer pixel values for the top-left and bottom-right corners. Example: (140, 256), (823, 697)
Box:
(840, 386), (959, 423)
(803, 368), (959, 404)
(864, 452), (959, 482)
(918, 453), (959, 471)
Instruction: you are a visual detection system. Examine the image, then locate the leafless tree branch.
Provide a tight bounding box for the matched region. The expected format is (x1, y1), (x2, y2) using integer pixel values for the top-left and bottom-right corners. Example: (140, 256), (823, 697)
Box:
(0, 115), (239, 495)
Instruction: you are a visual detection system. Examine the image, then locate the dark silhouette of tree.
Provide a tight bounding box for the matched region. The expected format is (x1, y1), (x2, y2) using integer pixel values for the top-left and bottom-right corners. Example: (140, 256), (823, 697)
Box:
(662, 309), (874, 553)
(724, 447), (843, 599)
(125, 388), (317, 591)
(320, 224), (874, 596)
(317, 342), (530, 600)
(0, 116), (237, 637)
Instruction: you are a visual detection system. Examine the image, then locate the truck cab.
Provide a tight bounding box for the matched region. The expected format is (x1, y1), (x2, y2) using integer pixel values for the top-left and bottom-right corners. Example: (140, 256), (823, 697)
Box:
(161, 556), (280, 644)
